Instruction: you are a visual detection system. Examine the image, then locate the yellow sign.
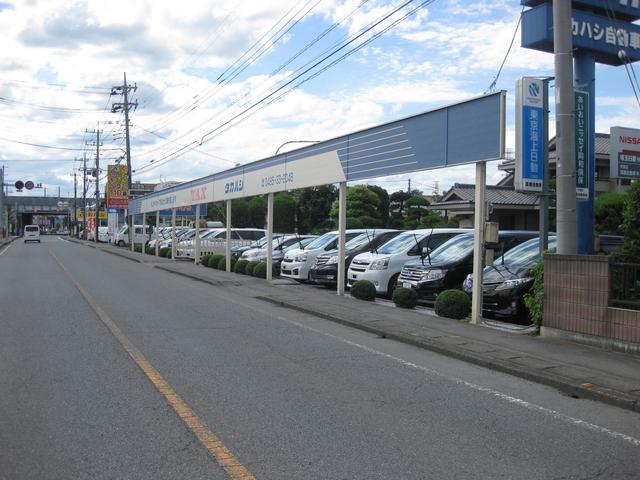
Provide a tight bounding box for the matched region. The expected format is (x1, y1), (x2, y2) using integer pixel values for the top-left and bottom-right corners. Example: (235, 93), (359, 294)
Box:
(76, 211), (107, 220)
(107, 165), (129, 208)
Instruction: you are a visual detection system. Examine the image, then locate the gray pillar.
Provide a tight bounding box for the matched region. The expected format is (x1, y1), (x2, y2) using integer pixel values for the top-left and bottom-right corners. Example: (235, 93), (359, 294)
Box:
(226, 200), (231, 272)
(155, 211), (160, 257)
(142, 214), (146, 254)
(130, 215), (135, 251)
(266, 193), (274, 281)
(337, 182), (347, 296)
(195, 204), (201, 264)
(171, 208), (177, 261)
(471, 161), (486, 325)
(553, 0), (576, 254)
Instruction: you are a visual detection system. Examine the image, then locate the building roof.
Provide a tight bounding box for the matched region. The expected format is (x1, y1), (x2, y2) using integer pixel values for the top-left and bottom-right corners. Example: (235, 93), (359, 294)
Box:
(431, 183), (539, 208)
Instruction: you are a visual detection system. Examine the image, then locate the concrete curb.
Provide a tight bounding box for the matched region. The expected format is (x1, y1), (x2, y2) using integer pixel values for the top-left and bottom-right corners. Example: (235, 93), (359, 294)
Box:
(255, 296), (640, 413)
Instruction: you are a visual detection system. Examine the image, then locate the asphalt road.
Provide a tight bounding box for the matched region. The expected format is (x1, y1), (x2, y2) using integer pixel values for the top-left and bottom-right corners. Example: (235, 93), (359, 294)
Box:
(1, 236), (639, 480)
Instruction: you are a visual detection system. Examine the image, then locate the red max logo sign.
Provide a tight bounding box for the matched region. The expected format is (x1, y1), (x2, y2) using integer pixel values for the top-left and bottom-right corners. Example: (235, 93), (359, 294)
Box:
(190, 186), (208, 202)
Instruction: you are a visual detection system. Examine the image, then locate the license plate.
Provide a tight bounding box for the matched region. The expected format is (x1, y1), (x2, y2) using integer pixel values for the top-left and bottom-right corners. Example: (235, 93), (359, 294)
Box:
(403, 282), (412, 289)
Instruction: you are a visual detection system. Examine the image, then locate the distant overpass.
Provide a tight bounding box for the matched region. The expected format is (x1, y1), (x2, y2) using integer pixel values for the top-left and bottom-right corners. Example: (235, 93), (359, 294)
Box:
(2, 195), (78, 235)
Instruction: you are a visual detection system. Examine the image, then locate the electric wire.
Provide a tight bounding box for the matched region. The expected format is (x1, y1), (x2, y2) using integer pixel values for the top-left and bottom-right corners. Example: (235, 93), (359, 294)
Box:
(484, 4), (524, 94)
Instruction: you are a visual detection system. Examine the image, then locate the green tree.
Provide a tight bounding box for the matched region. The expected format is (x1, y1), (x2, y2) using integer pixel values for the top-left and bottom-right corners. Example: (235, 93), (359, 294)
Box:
(405, 195), (429, 222)
(330, 185), (381, 228)
(274, 192), (296, 233)
(247, 196), (267, 228)
(595, 191), (625, 235)
(390, 190), (411, 216)
(366, 185), (390, 227)
(617, 180), (640, 262)
(295, 185), (337, 233)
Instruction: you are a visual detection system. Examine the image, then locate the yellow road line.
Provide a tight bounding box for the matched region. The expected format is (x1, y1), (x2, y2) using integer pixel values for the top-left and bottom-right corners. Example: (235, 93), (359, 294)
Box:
(49, 249), (256, 480)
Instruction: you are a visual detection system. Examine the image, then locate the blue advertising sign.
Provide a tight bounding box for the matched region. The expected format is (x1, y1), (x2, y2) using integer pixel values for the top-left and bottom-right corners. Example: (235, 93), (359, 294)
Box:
(522, 3), (640, 66)
(575, 90), (590, 201)
(515, 77), (545, 192)
(522, 1), (640, 22)
(129, 92), (506, 215)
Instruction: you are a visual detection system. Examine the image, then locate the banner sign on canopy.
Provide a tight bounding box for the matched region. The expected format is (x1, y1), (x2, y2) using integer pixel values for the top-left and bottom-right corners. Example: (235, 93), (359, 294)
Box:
(130, 92), (505, 215)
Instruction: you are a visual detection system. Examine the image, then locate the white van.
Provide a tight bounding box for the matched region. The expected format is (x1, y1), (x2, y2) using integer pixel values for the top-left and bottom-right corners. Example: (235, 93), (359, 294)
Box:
(280, 229), (368, 281)
(113, 225), (154, 247)
(23, 225), (41, 243)
(347, 228), (469, 295)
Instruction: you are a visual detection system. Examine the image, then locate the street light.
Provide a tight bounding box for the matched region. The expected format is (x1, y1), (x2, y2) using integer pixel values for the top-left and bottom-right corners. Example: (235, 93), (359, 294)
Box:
(275, 140), (321, 156)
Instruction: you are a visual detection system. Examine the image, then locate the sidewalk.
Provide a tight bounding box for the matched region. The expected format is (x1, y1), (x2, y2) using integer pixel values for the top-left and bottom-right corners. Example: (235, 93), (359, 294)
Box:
(0, 236), (17, 248)
(75, 239), (640, 413)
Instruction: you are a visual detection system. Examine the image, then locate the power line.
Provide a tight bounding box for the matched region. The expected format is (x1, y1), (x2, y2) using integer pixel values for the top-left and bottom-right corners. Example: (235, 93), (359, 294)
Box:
(484, 5), (524, 94)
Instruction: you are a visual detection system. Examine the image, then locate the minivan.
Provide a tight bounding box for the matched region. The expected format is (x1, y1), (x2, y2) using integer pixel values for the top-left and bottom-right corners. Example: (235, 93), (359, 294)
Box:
(23, 225), (41, 243)
(309, 230), (401, 287)
(399, 231), (538, 304)
(347, 228), (469, 295)
(281, 229), (369, 281)
(114, 225), (154, 247)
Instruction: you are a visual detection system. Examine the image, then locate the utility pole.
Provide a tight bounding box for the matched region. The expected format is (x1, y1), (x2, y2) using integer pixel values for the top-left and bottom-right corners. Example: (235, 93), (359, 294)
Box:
(0, 165), (5, 238)
(407, 179), (411, 194)
(553, 0), (576, 254)
(82, 153), (87, 239)
(111, 72), (137, 246)
(86, 127), (103, 243)
(73, 171), (77, 237)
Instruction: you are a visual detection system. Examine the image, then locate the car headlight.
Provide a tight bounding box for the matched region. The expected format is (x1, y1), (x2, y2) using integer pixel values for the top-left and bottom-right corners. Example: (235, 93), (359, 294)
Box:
(495, 277), (533, 291)
(294, 253), (308, 262)
(326, 255), (339, 265)
(462, 274), (473, 293)
(369, 257), (390, 270)
(420, 269), (447, 282)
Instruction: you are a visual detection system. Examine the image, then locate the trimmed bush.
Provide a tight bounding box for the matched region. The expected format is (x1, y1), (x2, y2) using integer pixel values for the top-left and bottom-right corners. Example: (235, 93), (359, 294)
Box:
(245, 260), (261, 276)
(252, 261), (267, 278)
(134, 244), (143, 253)
(216, 256), (236, 271)
(392, 287), (418, 309)
(434, 289), (470, 320)
(159, 247), (171, 258)
(200, 254), (211, 266)
(350, 280), (377, 301)
(234, 259), (249, 274)
(208, 254), (224, 268)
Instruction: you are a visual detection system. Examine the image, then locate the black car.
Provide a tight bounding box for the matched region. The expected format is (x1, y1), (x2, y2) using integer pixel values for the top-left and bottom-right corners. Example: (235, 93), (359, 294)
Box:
(399, 231), (538, 305)
(309, 230), (401, 286)
(463, 235), (557, 319)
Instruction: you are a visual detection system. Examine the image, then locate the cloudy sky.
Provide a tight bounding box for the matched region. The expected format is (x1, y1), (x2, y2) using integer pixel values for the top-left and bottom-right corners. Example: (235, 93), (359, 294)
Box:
(1, 0), (638, 198)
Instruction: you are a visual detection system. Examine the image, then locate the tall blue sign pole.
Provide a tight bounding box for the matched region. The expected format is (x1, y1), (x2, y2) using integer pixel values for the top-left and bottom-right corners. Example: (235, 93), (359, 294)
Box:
(574, 52), (595, 253)
(522, 0), (640, 255)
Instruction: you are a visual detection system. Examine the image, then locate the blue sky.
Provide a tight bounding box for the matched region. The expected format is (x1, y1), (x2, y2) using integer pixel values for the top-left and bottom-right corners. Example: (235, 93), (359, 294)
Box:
(0, 0), (638, 198)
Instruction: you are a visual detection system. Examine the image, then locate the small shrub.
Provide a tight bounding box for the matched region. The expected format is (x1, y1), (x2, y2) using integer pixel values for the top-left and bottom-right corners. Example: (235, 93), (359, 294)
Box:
(392, 287), (418, 309)
(234, 259), (249, 274)
(134, 244), (142, 253)
(245, 260), (261, 276)
(434, 289), (470, 320)
(351, 280), (377, 301)
(159, 247), (171, 258)
(200, 254), (211, 266)
(216, 256), (236, 271)
(252, 261), (268, 278)
(524, 259), (544, 327)
(208, 254), (224, 268)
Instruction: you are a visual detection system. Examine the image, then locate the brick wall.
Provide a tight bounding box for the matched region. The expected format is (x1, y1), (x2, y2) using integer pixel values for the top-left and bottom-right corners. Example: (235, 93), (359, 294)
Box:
(544, 254), (640, 345)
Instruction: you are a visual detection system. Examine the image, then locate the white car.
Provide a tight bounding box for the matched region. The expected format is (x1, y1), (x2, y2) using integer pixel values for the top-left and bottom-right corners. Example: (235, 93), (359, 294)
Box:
(23, 224), (41, 243)
(113, 224), (154, 247)
(347, 228), (469, 295)
(280, 229), (368, 281)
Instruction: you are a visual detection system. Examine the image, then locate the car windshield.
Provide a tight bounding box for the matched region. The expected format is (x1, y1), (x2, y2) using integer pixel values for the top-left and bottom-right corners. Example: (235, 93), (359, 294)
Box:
(303, 232), (336, 250)
(377, 232), (423, 254)
(429, 234), (475, 263)
(118, 225), (127, 234)
(496, 237), (557, 267)
(344, 232), (380, 252)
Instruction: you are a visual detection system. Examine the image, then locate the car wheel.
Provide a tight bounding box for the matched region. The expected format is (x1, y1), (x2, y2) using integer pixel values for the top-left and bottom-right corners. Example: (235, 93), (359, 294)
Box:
(386, 273), (399, 298)
(117, 240), (125, 247)
(38, 240), (41, 243)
